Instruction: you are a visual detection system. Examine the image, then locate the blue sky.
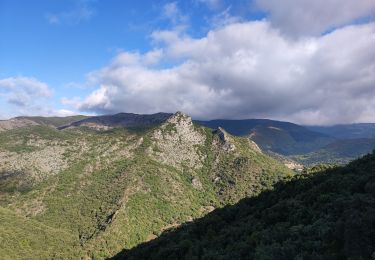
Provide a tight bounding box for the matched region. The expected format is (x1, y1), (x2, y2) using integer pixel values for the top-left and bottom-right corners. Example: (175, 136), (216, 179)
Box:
(0, 0), (260, 114)
(1, 0), (375, 124)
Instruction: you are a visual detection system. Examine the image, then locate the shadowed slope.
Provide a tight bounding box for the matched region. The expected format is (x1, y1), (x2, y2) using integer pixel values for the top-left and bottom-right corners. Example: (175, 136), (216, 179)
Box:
(58, 112), (173, 130)
(113, 151), (375, 259)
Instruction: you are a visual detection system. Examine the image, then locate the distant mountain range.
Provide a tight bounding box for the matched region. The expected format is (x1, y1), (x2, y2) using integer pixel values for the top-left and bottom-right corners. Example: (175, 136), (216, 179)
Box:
(1, 113), (375, 166)
(196, 119), (375, 165)
(306, 123), (375, 139)
(58, 112), (172, 130)
(196, 119), (334, 155)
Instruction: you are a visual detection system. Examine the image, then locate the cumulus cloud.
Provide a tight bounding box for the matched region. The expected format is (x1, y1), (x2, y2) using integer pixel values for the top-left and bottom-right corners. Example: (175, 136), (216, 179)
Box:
(255, 0), (375, 36)
(64, 20), (375, 125)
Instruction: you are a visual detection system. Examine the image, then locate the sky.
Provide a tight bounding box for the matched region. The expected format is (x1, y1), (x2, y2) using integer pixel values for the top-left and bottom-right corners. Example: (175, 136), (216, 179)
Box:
(1, 0), (375, 125)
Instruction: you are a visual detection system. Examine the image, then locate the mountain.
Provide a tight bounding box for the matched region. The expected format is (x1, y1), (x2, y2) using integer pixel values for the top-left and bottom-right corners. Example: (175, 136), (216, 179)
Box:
(196, 119), (334, 155)
(0, 112), (292, 259)
(3, 114), (374, 167)
(115, 151), (375, 259)
(0, 115), (90, 133)
(0, 118), (39, 132)
(58, 112), (173, 130)
(292, 137), (375, 165)
(307, 123), (375, 139)
(197, 119), (375, 165)
(16, 115), (90, 128)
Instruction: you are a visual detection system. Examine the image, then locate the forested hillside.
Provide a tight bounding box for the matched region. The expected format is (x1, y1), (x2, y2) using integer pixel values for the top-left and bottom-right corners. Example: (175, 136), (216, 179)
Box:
(116, 151), (375, 259)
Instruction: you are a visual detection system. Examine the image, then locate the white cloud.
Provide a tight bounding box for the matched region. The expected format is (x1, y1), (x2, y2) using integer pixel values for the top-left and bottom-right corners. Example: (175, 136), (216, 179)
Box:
(162, 2), (189, 29)
(0, 112), (10, 120)
(45, 1), (95, 25)
(209, 6), (242, 28)
(255, 0), (375, 36)
(0, 76), (79, 118)
(54, 109), (79, 117)
(0, 76), (51, 108)
(64, 20), (375, 125)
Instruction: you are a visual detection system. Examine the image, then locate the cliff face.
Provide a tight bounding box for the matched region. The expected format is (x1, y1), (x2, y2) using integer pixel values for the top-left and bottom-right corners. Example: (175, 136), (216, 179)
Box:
(150, 112), (206, 169)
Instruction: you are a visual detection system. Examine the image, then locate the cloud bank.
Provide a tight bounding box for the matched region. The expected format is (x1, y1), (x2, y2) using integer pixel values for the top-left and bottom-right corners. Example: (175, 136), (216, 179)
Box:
(255, 0), (375, 37)
(67, 17), (375, 124)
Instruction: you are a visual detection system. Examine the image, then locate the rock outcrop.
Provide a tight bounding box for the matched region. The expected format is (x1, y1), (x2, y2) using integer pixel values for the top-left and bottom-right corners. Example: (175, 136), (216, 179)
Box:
(150, 112), (206, 169)
(214, 127), (236, 152)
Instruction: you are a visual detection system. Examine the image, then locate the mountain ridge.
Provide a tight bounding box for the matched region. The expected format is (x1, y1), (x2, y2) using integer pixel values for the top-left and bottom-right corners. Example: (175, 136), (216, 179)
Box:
(2, 112), (375, 166)
(0, 111), (292, 259)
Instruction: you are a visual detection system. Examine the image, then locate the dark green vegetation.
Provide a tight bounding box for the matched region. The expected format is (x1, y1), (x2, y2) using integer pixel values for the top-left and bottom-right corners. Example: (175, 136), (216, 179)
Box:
(197, 119), (375, 165)
(0, 112), (292, 259)
(116, 151), (375, 260)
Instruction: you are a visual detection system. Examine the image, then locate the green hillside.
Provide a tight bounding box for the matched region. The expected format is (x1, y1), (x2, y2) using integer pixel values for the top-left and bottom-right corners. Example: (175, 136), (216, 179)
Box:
(116, 151), (375, 259)
(0, 112), (292, 259)
(0, 206), (81, 259)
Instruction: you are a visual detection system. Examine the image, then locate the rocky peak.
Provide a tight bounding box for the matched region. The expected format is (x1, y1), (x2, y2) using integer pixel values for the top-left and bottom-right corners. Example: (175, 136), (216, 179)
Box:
(150, 111), (205, 169)
(166, 111), (193, 127)
(215, 127), (236, 152)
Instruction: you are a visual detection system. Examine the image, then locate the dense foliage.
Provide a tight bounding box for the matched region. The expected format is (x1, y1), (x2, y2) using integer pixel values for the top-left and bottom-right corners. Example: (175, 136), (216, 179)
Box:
(116, 151), (375, 259)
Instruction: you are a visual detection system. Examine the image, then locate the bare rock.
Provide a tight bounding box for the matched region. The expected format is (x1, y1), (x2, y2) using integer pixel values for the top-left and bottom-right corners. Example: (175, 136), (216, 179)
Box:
(150, 112), (206, 169)
(192, 177), (203, 190)
(215, 127), (236, 152)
